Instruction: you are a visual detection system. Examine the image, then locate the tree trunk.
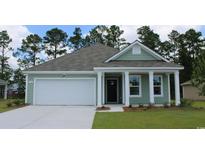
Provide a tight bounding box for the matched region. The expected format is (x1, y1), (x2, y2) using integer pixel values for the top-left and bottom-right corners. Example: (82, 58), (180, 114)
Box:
(54, 44), (57, 59)
(33, 52), (36, 66)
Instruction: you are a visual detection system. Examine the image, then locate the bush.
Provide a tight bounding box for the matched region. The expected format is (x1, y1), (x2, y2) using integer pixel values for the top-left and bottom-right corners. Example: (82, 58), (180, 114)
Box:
(139, 104), (144, 108)
(170, 100), (176, 107)
(164, 103), (170, 108)
(180, 99), (192, 107)
(7, 102), (12, 107)
(12, 99), (22, 106)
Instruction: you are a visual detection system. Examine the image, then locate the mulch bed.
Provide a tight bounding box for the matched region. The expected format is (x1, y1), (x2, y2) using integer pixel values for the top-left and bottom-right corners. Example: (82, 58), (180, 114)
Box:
(123, 107), (148, 112)
(96, 106), (110, 111)
(123, 106), (188, 112)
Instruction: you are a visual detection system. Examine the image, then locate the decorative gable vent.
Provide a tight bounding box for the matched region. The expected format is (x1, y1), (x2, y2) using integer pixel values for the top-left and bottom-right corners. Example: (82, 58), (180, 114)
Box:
(132, 46), (141, 55)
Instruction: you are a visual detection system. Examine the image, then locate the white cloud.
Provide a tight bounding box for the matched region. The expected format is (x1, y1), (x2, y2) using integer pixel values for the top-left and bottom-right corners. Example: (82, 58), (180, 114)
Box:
(0, 25), (31, 69)
(120, 25), (203, 42)
(150, 25), (202, 41)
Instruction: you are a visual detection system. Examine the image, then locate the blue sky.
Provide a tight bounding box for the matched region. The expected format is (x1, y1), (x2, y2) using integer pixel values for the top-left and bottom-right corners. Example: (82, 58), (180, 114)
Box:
(26, 25), (96, 38)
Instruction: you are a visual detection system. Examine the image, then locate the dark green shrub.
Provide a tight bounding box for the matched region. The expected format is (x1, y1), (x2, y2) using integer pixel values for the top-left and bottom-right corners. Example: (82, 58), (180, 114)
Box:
(164, 103), (170, 108)
(171, 100), (176, 107)
(180, 99), (192, 107)
(139, 104), (144, 108)
(147, 103), (155, 108)
(12, 99), (22, 106)
(7, 102), (12, 107)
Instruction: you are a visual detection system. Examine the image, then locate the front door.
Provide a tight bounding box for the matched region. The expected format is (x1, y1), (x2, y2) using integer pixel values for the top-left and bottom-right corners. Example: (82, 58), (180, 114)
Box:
(106, 79), (118, 103)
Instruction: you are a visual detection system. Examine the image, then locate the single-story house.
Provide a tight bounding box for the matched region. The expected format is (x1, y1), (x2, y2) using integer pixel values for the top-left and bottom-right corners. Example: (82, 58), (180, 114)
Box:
(181, 80), (205, 101)
(0, 79), (7, 99)
(24, 40), (183, 106)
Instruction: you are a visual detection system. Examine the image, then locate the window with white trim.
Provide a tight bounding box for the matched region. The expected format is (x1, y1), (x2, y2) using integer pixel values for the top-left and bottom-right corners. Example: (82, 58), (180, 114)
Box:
(129, 75), (141, 96)
(153, 75), (162, 96)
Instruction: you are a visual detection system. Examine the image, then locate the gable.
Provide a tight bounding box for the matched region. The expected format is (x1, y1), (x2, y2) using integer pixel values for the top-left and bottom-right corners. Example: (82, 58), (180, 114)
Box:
(116, 47), (160, 61)
(105, 40), (169, 63)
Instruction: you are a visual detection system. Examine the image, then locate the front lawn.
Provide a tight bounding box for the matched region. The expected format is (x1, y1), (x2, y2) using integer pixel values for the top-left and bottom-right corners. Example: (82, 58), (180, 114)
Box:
(92, 108), (205, 129)
(191, 101), (205, 109)
(0, 99), (25, 113)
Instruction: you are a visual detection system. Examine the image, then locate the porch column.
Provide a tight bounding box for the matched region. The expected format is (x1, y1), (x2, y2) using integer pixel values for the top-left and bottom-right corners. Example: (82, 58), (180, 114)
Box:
(102, 72), (105, 105)
(124, 71), (130, 106)
(25, 74), (28, 103)
(149, 71), (154, 104)
(122, 72), (125, 104)
(4, 84), (7, 99)
(167, 73), (171, 104)
(97, 72), (102, 107)
(174, 71), (180, 106)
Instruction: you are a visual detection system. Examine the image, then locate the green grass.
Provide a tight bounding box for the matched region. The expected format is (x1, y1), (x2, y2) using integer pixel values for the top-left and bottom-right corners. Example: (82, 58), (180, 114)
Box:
(92, 108), (205, 129)
(0, 99), (25, 113)
(191, 101), (205, 108)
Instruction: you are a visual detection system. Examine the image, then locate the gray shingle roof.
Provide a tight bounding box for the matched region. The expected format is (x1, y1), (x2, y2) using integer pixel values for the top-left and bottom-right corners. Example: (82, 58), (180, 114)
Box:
(26, 43), (182, 71)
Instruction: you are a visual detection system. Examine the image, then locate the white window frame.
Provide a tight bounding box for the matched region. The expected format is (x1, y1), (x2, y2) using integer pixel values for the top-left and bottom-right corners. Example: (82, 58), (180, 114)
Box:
(129, 75), (142, 97)
(153, 75), (163, 97)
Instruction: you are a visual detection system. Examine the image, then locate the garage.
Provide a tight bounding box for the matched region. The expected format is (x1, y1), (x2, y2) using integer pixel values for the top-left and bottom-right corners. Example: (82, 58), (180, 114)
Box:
(33, 78), (96, 106)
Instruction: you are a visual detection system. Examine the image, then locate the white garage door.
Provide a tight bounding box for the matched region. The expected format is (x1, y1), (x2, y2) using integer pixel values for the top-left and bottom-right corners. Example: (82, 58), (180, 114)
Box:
(34, 78), (96, 106)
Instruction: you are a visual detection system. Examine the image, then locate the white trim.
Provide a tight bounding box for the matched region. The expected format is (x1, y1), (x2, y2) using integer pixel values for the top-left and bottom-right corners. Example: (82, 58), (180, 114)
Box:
(124, 72), (130, 106)
(94, 67), (184, 71)
(167, 73), (171, 103)
(129, 75), (142, 97)
(33, 77), (96, 106)
(174, 71), (180, 106)
(153, 75), (163, 97)
(105, 78), (119, 104)
(97, 72), (102, 107)
(149, 71), (154, 104)
(105, 40), (170, 63)
(23, 71), (95, 74)
(102, 72), (105, 105)
(122, 72), (125, 105)
(25, 74), (28, 103)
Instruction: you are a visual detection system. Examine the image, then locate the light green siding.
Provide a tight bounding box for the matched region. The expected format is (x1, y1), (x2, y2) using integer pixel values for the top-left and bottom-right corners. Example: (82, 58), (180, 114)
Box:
(116, 48), (160, 60)
(130, 74), (169, 105)
(27, 73), (169, 105)
(27, 74), (97, 104)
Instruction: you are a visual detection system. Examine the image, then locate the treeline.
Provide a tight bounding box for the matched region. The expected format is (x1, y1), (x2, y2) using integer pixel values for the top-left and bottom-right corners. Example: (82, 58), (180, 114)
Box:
(0, 25), (205, 96)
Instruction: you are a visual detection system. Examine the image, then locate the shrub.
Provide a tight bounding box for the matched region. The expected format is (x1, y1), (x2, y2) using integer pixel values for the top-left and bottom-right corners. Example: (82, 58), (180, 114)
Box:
(171, 100), (176, 107)
(129, 104), (132, 108)
(12, 99), (22, 106)
(139, 104), (144, 108)
(147, 103), (155, 108)
(180, 99), (192, 107)
(164, 103), (170, 108)
(7, 102), (12, 107)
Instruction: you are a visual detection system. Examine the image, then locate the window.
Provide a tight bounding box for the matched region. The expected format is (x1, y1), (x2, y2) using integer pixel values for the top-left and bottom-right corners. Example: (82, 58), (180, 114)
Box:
(132, 46), (141, 54)
(129, 75), (141, 96)
(153, 75), (163, 96)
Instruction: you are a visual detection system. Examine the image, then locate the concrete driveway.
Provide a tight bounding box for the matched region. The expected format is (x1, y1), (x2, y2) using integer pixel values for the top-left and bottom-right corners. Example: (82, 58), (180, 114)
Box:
(0, 106), (95, 129)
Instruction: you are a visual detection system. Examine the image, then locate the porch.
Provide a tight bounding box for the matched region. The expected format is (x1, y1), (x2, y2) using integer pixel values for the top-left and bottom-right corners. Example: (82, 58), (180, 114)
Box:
(96, 68), (181, 107)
